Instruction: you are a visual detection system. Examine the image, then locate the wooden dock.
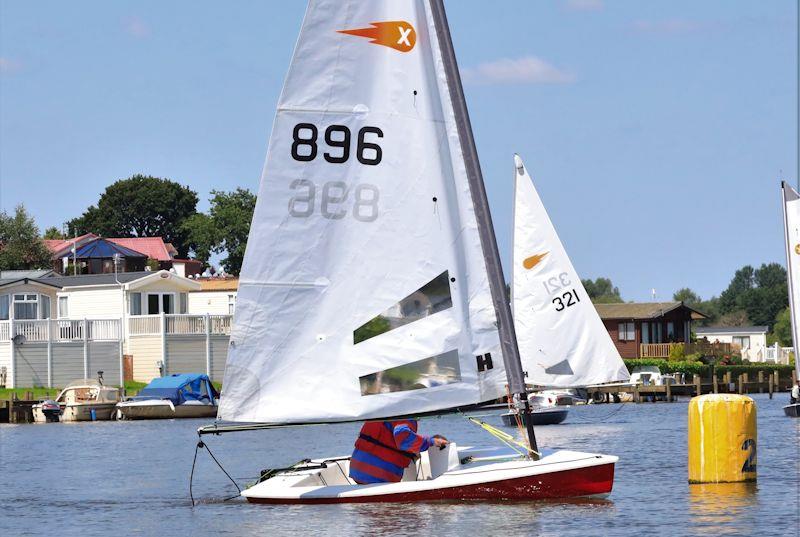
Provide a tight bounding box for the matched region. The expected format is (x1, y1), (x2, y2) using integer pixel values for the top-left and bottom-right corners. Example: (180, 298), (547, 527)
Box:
(590, 370), (796, 403)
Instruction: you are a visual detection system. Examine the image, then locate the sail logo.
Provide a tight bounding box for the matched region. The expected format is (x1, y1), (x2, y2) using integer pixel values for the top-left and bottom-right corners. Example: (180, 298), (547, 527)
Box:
(523, 252), (548, 270)
(338, 21), (416, 52)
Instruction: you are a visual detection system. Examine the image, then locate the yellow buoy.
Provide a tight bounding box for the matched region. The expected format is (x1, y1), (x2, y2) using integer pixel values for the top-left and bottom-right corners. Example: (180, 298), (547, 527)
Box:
(688, 394), (757, 483)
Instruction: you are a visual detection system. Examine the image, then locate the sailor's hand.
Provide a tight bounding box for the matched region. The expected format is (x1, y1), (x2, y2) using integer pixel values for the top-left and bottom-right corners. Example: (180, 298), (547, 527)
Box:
(433, 435), (448, 448)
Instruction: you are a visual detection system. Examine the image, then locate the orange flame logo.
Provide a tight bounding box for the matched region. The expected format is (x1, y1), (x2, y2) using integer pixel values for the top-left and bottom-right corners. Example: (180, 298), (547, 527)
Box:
(338, 21), (416, 52)
(523, 252), (548, 270)
(795, 244), (800, 255)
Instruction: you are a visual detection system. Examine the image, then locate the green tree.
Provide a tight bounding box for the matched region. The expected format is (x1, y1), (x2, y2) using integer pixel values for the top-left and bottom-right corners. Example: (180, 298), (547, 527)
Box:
(773, 306), (793, 346)
(673, 287), (701, 305)
(0, 205), (52, 270)
(68, 175), (199, 257)
(582, 277), (623, 303)
(717, 263), (787, 328)
(42, 226), (63, 240)
(183, 188), (256, 275)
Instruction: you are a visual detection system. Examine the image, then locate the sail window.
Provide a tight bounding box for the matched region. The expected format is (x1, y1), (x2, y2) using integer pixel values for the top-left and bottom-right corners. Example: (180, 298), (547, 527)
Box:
(359, 349), (461, 396)
(353, 271), (453, 344)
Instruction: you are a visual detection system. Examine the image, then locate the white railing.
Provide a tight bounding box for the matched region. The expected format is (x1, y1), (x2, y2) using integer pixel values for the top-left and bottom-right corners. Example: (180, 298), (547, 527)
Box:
(128, 315), (162, 336)
(762, 343), (793, 365)
(128, 314), (232, 336)
(0, 319), (121, 343)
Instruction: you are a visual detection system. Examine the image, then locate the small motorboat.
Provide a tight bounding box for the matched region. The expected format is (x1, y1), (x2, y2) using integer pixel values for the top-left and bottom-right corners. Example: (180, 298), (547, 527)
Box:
(116, 373), (218, 420)
(32, 400), (62, 423)
(242, 443), (615, 504)
(46, 375), (121, 422)
(500, 392), (570, 426)
(784, 403), (800, 417)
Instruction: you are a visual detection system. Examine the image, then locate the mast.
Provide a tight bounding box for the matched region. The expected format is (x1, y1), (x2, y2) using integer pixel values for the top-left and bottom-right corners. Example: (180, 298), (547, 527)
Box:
(781, 182), (800, 379)
(429, 0), (539, 456)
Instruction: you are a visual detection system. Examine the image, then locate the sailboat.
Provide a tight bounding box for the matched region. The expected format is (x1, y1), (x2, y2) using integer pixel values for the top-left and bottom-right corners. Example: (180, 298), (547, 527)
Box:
(780, 182), (800, 418)
(200, 0), (619, 503)
(502, 155), (630, 427)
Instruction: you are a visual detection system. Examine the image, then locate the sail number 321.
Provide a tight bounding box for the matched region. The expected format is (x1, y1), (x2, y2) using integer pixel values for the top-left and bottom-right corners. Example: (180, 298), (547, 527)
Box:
(289, 123), (382, 222)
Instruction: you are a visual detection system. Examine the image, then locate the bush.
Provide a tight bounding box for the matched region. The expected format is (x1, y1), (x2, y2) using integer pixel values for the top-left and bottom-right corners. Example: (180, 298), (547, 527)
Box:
(669, 343), (685, 360)
(623, 359), (794, 379)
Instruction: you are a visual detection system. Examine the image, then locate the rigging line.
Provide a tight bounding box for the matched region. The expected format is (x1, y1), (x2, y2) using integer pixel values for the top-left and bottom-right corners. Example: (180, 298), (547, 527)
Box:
(189, 438), (242, 507)
(465, 416), (538, 458)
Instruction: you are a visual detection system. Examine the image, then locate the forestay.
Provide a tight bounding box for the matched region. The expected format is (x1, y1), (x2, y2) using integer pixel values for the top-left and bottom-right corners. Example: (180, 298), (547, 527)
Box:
(218, 0), (507, 424)
(781, 182), (800, 379)
(511, 155), (629, 387)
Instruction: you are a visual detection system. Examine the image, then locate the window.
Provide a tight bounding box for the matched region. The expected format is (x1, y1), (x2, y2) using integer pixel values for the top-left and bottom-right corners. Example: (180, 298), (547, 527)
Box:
(228, 294), (236, 315)
(618, 322), (635, 341)
(179, 293), (187, 314)
(0, 295), (8, 320)
(58, 296), (69, 318)
(359, 349), (461, 396)
(41, 296), (51, 319)
(13, 294), (38, 320)
(146, 293), (175, 314)
(641, 322), (650, 344)
(129, 293), (141, 316)
(667, 322), (675, 341)
(354, 271), (453, 344)
(733, 336), (750, 350)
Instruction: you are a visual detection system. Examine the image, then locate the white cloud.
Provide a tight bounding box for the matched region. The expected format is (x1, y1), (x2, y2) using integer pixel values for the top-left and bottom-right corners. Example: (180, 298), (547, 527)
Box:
(631, 19), (703, 35)
(564, 0), (604, 12)
(123, 16), (150, 38)
(0, 57), (21, 74)
(462, 56), (575, 86)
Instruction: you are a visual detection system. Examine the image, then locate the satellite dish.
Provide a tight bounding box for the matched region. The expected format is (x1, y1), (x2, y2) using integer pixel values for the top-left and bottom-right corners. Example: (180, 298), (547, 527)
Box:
(12, 334), (27, 346)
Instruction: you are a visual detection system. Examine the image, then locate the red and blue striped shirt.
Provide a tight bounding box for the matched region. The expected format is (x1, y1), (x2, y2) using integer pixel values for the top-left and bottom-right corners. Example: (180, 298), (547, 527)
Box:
(349, 420), (434, 484)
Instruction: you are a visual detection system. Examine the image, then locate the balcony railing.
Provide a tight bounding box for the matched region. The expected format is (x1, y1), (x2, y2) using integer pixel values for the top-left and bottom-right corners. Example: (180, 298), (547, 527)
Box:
(0, 319), (121, 343)
(127, 314), (232, 336)
(640, 341), (734, 359)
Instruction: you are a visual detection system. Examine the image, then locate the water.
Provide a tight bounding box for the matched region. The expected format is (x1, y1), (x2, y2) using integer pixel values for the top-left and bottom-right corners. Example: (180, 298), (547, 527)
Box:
(1, 394), (797, 537)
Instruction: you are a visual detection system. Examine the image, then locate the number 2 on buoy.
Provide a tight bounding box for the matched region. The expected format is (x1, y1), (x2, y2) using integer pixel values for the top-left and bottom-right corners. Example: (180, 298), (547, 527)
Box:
(741, 438), (756, 473)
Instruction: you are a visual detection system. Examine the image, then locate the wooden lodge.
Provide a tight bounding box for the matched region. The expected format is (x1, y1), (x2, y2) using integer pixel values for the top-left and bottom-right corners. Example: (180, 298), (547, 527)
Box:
(594, 302), (708, 359)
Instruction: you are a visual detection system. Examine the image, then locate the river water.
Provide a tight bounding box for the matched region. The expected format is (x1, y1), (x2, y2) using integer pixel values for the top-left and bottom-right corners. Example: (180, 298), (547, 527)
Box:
(1, 393), (797, 536)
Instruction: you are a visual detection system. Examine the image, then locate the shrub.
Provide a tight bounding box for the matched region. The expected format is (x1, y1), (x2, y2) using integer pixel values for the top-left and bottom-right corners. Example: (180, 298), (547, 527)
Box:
(669, 343), (685, 360)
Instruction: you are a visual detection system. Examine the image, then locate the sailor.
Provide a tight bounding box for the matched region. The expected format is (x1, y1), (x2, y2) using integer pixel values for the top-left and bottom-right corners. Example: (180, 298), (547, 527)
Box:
(791, 380), (800, 404)
(349, 420), (448, 484)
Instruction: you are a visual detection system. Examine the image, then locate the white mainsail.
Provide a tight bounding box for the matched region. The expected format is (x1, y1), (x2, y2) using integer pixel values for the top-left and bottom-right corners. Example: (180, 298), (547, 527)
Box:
(512, 155), (629, 387)
(781, 182), (800, 379)
(218, 0), (509, 424)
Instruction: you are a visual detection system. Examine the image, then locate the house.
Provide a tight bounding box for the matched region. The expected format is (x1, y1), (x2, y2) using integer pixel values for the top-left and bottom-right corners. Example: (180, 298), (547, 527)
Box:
(0, 269), (231, 388)
(594, 301), (708, 359)
(0, 270), (60, 321)
(44, 233), (203, 277)
(187, 278), (238, 315)
(694, 326), (769, 361)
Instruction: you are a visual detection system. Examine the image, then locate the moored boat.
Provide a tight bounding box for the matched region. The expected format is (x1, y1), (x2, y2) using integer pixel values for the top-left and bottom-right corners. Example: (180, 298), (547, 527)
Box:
(117, 374), (218, 420)
(34, 377), (121, 422)
(501, 407), (569, 426)
(32, 400), (62, 423)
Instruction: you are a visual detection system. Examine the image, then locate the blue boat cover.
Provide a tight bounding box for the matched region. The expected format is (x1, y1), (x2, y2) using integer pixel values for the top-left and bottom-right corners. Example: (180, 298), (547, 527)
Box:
(74, 238), (146, 259)
(133, 373), (219, 405)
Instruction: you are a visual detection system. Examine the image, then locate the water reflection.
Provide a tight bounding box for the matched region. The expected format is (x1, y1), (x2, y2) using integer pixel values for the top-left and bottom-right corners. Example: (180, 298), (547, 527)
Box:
(688, 482), (758, 532)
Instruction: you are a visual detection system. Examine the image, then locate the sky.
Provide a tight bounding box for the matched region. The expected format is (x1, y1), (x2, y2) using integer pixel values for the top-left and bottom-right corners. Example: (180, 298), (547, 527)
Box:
(0, 0), (797, 302)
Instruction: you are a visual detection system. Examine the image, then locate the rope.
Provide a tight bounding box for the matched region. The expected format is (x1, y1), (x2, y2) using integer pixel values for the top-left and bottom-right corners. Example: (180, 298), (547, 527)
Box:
(189, 439), (242, 507)
(467, 417), (540, 458)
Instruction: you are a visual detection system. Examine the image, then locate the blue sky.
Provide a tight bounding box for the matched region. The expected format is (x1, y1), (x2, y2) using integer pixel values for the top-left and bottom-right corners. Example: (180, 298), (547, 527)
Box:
(1, 0), (797, 302)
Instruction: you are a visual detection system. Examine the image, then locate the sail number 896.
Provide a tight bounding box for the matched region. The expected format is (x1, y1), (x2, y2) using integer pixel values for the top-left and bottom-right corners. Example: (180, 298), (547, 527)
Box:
(291, 123), (383, 165)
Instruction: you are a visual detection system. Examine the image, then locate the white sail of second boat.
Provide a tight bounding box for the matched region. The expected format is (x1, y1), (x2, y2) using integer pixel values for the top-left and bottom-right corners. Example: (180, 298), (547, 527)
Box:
(218, 0), (509, 424)
(781, 182), (800, 381)
(512, 155), (629, 387)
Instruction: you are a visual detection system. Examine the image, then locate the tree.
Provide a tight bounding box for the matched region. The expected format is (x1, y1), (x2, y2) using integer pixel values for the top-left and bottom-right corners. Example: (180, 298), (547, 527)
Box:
(0, 205), (52, 270)
(717, 263), (787, 328)
(773, 306), (793, 346)
(183, 188), (256, 276)
(716, 310), (750, 327)
(673, 288), (701, 305)
(68, 175), (199, 257)
(582, 277), (623, 303)
(42, 226), (63, 240)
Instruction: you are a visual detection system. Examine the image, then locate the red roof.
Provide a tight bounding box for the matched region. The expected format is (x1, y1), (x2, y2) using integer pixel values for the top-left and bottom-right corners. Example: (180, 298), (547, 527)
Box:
(45, 234), (173, 261)
(109, 237), (172, 261)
